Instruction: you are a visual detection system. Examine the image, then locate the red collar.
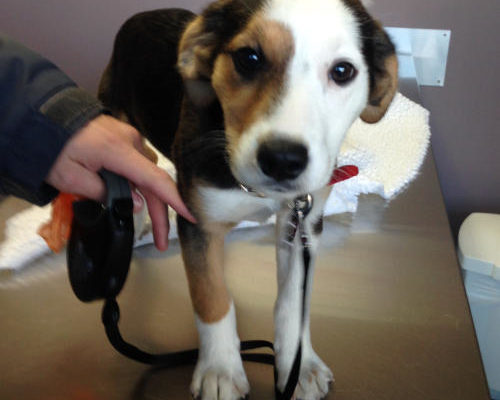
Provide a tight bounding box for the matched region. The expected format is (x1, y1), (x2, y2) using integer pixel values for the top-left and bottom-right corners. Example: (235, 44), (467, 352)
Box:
(329, 165), (358, 186)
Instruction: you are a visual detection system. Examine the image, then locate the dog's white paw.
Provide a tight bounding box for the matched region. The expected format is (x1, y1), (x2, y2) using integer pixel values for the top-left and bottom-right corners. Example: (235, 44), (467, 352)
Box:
(295, 353), (334, 400)
(277, 349), (334, 400)
(190, 355), (249, 400)
(192, 303), (249, 400)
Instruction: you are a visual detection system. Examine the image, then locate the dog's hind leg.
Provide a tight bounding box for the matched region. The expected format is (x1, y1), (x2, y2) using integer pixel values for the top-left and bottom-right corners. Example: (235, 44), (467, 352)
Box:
(274, 187), (334, 399)
(178, 218), (249, 400)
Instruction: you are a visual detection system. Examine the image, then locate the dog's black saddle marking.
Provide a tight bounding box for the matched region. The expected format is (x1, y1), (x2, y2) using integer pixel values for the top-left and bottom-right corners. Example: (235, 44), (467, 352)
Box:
(98, 8), (196, 158)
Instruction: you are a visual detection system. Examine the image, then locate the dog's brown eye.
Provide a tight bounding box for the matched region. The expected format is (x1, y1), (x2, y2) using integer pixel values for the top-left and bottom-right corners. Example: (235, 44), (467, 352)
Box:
(329, 62), (357, 85)
(231, 47), (265, 80)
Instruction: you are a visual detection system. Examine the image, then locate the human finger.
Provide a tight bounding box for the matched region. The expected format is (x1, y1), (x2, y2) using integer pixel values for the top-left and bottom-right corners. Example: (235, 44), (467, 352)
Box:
(100, 147), (196, 223)
(142, 189), (170, 251)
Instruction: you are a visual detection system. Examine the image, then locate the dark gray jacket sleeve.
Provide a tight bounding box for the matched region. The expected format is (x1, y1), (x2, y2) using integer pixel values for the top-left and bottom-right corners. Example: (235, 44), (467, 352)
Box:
(0, 35), (105, 205)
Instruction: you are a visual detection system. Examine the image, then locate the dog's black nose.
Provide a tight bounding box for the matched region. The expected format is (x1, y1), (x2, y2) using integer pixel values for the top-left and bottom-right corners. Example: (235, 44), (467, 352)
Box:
(257, 139), (308, 181)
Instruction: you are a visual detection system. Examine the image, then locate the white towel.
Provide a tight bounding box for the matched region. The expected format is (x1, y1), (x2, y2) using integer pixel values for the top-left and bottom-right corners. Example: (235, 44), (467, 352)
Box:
(0, 93), (430, 273)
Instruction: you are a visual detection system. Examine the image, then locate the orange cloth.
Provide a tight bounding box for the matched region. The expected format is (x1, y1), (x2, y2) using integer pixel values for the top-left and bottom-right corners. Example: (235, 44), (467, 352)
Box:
(38, 193), (81, 253)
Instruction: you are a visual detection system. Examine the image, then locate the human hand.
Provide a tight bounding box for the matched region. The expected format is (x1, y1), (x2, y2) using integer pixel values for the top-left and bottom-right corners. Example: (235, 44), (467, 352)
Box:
(45, 114), (196, 250)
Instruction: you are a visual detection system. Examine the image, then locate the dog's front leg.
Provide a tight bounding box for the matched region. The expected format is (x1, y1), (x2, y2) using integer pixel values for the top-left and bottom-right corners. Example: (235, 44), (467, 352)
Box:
(178, 217), (249, 400)
(274, 187), (334, 399)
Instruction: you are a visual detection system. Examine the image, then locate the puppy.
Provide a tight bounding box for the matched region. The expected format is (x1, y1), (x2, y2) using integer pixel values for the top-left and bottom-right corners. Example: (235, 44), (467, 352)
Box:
(99, 1), (397, 398)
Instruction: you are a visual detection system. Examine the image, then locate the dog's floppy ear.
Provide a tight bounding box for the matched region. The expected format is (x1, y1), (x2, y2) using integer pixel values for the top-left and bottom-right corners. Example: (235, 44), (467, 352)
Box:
(177, 16), (218, 107)
(178, 16), (217, 83)
(358, 19), (399, 123)
(177, 0), (258, 107)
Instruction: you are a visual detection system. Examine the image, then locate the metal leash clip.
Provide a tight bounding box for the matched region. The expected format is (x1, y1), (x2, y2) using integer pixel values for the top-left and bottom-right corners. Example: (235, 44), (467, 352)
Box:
(284, 193), (314, 247)
(293, 193), (313, 219)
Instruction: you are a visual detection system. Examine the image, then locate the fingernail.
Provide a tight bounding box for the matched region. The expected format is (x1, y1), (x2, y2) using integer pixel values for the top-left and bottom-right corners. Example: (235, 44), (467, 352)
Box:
(156, 240), (168, 252)
(186, 210), (197, 223)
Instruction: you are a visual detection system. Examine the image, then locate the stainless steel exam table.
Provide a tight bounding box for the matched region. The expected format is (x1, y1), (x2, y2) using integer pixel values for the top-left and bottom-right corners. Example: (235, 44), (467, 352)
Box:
(0, 81), (490, 400)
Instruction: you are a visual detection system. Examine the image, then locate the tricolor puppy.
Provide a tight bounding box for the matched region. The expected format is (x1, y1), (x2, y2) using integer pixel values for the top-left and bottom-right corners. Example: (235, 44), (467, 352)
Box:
(99, 0), (397, 398)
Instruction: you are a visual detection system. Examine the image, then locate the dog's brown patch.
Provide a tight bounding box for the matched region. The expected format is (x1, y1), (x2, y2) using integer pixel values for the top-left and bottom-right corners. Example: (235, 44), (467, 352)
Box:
(192, 230), (230, 323)
(178, 184), (236, 324)
(212, 15), (294, 138)
(361, 54), (398, 123)
(180, 221), (232, 323)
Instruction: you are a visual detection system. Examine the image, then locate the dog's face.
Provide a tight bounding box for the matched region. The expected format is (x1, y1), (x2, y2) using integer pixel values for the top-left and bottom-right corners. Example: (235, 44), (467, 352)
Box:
(178, 0), (397, 198)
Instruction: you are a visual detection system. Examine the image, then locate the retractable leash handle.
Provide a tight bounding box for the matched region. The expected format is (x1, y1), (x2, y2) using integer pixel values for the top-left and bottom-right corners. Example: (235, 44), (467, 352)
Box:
(67, 170), (134, 302)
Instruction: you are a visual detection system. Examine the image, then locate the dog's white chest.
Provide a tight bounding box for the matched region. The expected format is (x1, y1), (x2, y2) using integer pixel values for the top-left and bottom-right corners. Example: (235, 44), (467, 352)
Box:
(198, 187), (280, 224)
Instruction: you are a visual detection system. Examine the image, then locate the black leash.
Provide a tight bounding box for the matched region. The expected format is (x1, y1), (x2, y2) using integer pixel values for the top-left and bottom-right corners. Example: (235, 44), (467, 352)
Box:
(102, 298), (276, 367)
(68, 170), (314, 399)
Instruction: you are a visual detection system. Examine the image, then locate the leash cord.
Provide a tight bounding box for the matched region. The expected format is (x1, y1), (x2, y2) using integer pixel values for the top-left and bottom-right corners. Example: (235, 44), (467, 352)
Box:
(102, 299), (275, 366)
(100, 195), (313, 400)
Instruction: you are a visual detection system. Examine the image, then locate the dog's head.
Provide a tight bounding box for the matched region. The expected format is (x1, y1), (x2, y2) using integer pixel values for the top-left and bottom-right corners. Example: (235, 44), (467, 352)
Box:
(178, 0), (397, 198)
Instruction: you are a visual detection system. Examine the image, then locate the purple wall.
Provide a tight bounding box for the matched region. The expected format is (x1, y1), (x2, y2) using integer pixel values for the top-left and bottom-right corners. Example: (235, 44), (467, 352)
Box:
(0, 0), (207, 92)
(1, 0), (498, 237)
